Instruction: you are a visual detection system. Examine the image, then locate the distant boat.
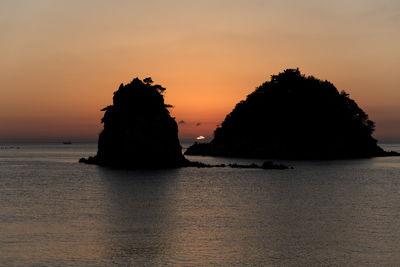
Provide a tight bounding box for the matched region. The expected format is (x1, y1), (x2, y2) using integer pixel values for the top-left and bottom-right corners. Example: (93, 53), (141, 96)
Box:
(63, 141), (72, 145)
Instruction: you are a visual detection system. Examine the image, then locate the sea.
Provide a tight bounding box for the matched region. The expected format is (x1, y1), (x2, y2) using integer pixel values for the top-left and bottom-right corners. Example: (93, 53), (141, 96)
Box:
(0, 142), (400, 266)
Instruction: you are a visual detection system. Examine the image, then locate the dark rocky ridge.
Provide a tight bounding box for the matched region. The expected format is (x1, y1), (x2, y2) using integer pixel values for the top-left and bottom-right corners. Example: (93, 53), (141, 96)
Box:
(185, 69), (399, 159)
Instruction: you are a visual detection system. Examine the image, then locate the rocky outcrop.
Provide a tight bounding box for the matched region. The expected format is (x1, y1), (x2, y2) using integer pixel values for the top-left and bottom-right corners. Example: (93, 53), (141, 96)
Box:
(185, 69), (399, 159)
(80, 77), (189, 168)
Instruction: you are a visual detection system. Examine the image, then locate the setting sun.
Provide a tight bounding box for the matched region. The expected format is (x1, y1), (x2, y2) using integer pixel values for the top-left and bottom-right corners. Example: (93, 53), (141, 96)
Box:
(0, 1), (399, 142)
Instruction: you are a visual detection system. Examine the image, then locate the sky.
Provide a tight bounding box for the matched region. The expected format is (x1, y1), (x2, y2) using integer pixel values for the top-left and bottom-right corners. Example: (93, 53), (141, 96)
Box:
(1, 0), (399, 142)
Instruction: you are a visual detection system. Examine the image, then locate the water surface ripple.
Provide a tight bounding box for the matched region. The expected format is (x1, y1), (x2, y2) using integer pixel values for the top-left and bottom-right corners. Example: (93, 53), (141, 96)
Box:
(0, 143), (399, 266)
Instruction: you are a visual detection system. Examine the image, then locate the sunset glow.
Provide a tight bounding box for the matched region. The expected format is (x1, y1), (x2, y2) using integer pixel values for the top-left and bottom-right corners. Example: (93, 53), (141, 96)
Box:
(1, 1), (399, 142)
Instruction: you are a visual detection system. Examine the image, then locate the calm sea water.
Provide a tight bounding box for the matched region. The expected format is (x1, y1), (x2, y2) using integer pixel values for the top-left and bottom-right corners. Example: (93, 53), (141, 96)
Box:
(0, 142), (400, 266)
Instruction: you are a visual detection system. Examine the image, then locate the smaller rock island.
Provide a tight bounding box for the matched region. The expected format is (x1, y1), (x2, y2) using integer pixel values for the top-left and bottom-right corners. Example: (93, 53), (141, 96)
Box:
(80, 77), (188, 168)
(185, 69), (399, 159)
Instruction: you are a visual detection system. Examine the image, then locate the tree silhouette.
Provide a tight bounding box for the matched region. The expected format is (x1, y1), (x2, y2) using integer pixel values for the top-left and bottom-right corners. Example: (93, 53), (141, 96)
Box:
(143, 77), (153, 85)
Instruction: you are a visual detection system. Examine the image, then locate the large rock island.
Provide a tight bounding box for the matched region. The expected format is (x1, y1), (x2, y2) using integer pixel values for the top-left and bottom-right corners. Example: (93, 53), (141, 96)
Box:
(185, 69), (399, 159)
(80, 77), (189, 168)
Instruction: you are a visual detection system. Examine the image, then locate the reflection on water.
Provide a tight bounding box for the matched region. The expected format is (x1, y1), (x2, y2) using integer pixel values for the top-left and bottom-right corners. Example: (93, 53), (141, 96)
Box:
(97, 167), (182, 265)
(0, 143), (400, 265)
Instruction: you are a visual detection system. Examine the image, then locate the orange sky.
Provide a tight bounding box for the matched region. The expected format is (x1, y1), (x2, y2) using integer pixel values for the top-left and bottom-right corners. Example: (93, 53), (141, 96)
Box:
(1, 1), (399, 142)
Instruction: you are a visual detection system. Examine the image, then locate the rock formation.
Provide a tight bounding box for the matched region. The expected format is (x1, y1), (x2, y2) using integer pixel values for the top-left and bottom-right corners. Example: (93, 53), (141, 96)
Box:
(80, 77), (188, 168)
(185, 69), (399, 159)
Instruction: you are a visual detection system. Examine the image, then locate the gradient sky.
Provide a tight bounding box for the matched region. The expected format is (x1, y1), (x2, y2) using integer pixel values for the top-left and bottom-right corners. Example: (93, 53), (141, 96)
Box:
(1, 0), (399, 142)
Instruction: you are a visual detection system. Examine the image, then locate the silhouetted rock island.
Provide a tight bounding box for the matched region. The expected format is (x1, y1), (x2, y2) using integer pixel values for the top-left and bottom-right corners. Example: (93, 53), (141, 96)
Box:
(185, 69), (399, 159)
(80, 77), (188, 168)
(79, 77), (291, 169)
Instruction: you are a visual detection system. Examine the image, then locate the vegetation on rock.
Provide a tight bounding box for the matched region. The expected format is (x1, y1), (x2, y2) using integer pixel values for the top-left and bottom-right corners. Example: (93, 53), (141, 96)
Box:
(80, 77), (188, 168)
(185, 69), (397, 159)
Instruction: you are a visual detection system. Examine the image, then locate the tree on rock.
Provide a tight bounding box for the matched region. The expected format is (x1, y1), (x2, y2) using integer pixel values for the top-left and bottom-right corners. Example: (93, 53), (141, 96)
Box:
(81, 77), (188, 168)
(185, 69), (395, 159)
